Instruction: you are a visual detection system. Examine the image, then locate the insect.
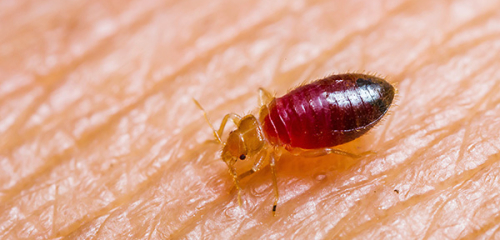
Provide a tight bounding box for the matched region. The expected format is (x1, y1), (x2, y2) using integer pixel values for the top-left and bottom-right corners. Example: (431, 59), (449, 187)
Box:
(195, 73), (395, 215)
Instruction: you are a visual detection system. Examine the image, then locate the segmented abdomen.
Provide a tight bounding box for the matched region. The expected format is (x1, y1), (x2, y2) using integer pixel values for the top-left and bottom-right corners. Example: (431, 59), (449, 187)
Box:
(261, 74), (395, 149)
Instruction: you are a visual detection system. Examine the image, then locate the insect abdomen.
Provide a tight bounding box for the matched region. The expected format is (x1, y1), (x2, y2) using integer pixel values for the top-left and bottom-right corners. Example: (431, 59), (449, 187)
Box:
(261, 74), (395, 149)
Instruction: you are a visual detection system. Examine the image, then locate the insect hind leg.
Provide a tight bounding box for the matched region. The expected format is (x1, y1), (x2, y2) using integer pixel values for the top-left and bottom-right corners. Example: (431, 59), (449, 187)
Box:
(288, 147), (375, 159)
(258, 87), (274, 106)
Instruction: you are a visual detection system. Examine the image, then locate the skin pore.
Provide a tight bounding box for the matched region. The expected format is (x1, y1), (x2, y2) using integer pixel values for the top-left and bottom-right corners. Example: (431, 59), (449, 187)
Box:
(1, 0), (500, 239)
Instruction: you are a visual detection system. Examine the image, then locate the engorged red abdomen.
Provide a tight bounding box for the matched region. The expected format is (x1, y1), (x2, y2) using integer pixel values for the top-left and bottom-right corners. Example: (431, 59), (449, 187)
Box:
(260, 74), (395, 149)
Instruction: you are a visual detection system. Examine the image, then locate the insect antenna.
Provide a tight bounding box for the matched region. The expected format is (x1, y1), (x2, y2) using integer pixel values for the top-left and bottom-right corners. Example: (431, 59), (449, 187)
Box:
(193, 98), (223, 144)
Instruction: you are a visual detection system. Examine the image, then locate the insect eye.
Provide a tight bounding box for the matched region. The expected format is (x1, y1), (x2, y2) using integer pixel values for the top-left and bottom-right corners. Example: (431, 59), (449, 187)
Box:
(239, 154), (246, 160)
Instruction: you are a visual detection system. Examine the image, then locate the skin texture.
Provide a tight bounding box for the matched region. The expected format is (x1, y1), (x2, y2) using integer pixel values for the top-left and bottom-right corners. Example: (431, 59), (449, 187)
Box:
(1, 0), (500, 239)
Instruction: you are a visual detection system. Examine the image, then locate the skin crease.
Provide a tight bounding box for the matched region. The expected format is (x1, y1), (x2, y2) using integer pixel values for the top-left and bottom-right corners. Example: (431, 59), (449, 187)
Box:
(1, 0), (500, 239)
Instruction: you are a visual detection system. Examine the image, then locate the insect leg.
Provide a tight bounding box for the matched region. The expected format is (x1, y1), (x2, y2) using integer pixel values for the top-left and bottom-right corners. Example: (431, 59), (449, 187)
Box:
(288, 147), (374, 159)
(228, 165), (243, 207)
(216, 113), (241, 140)
(258, 87), (274, 106)
(193, 99), (240, 143)
(269, 151), (280, 216)
(239, 147), (269, 180)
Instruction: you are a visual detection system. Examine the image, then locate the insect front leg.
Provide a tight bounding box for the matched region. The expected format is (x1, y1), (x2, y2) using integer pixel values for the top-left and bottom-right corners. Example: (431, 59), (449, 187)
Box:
(238, 147), (270, 180)
(216, 113), (241, 140)
(239, 147), (281, 216)
(228, 164), (243, 207)
(193, 99), (241, 143)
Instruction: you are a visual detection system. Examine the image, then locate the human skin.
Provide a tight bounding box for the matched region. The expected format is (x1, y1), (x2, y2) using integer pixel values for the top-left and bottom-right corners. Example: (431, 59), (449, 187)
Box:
(1, 0), (500, 239)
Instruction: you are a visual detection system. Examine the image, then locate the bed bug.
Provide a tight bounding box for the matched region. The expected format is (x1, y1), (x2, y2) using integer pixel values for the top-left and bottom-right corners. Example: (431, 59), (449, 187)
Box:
(194, 73), (395, 215)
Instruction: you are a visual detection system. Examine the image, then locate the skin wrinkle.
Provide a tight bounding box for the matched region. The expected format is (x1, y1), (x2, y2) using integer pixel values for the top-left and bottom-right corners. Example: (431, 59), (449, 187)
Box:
(391, 10), (500, 80)
(144, 197), (168, 239)
(426, 141), (492, 238)
(307, 0), (412, 62)
(0, 3), (73, 44)
(463, 190), (500, 238)
(91, 211), (114, 240)
(323, 87), (500, 236)
(317, 179), (384, 237)
(3, 200), (54, 237)
(375, 53), (500, 149)
(35, 139), (178, 237)
(0, 3), (163, 151)
(335, 108), (500, 238)
(0, 1), (161, 100)
(375, 84), (499, 182)
(172, 164), (290, 238)
(340, 152), (500, 239)
(68, 153), (178, 237)
(152, 147), (262, 238)
(388, 3), (500, 82)
(0, 178), (64, 237)
(2, 0), (500, 239)
(0, 1), (287, 199)
(421, 187), (463, 239)
(52, 184), (58, 236)
(2, 82), (161, 201)
(464, 215), (500, 238)
(259, 0), (410, 94)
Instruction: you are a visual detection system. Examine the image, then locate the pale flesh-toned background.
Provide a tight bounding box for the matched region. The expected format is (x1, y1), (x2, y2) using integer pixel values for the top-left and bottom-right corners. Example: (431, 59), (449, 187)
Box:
(1, 0), (500, 239)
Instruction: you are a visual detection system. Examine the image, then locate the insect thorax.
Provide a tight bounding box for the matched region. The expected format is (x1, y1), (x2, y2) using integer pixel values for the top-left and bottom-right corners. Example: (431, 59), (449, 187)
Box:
(221, 115), (265, 164)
